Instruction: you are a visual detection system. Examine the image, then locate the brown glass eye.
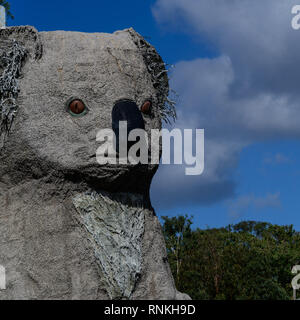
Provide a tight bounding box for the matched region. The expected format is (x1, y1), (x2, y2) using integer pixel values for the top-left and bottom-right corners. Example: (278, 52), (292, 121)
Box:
(69, 99), (85, 114)
(141, 100), (152, 114)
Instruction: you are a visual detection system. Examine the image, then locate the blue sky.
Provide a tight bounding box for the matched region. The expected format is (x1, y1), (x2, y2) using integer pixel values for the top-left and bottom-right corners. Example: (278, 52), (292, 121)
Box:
(6, 0), (300, 230)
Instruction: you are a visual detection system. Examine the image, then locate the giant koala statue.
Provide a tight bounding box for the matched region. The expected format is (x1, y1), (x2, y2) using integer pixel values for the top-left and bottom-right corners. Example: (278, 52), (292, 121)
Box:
(0, 26), (189, 300)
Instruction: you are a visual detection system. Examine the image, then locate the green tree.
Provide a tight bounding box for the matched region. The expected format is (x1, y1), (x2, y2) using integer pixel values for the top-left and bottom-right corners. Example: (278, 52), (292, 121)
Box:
(162, 217), (300, 300)
(0, 1), (14, 20)
(161, 215), (192, 286)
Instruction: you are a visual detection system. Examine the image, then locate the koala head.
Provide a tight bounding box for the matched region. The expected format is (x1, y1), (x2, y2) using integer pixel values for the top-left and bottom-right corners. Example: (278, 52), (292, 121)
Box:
(0, 27), (174, 194)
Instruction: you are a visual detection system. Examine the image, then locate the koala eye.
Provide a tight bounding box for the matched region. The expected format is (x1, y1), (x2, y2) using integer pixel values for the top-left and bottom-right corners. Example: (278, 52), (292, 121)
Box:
(69, 99), (85, 114)
(67, 98), (88, 116)
(140, 100), (152, 115)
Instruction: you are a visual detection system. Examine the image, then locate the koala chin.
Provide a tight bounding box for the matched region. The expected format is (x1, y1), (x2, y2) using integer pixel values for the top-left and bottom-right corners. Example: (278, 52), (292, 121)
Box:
(0, 26), (190, 300)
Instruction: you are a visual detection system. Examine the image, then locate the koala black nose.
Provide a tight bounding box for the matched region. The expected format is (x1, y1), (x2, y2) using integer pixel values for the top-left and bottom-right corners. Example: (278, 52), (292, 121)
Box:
(112, 100), (145, 153)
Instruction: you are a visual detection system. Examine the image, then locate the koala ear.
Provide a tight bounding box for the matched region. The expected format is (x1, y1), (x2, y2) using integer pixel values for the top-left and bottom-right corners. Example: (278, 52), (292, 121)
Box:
(0, 26), (43, 61)
(127, 28), (176, 125)
(0, 26), (43, 149)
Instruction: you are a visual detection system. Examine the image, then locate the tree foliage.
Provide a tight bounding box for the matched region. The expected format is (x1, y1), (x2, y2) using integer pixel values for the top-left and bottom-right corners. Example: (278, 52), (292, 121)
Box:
(162, 216), (300, 300)
(0, 1), (13, 20)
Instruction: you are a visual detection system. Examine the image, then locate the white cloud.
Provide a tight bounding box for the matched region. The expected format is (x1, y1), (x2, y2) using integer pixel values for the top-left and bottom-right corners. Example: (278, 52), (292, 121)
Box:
(150, 0), (300, 208)
(228, 193), (281, 219)
(264, 153), (291, 165)
(153, 0), (300, 95)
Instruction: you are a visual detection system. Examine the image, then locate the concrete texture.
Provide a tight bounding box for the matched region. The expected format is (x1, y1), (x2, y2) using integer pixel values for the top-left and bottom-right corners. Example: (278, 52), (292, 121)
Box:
(0, 26), (190, 300)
